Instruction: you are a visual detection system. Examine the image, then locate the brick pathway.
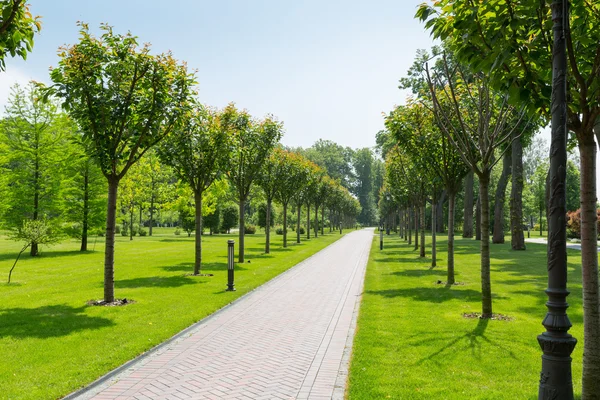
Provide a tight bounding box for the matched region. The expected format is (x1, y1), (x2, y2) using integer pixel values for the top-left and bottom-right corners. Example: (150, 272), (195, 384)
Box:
(69, 229), (374, 400)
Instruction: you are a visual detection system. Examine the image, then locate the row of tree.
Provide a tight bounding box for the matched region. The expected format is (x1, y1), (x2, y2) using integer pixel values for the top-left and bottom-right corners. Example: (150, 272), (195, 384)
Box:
(375, 2), (599, 397)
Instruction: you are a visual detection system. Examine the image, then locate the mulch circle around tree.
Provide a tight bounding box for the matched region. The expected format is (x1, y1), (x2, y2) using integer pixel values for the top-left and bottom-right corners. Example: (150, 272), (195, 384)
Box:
(435, 280), (465, 286)
(87, 298), (135, 307)
(462, 312), (514, 321)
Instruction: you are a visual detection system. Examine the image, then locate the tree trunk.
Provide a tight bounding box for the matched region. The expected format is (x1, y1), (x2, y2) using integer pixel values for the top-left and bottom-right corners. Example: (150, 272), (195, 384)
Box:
(314, 204), (318, 238)
(580, 140), (600, 398)
(194, 190), (203, 275)
(238, 198), (245, 263)
(104, 176), (119, 303)
(297, 204), (301, 243)
(306, 202), (311, 239)
(139, 206), (143, 227)
(149, 196), (154, 236)
(408, 207), (412, 245)
(463, 171), (474, 238)
(321, 206), (325, 236)
(447, 191), (456, 284)
(437, 191), (445, 233)
(129, 210), (134, 241)
(414, 205), (419, 251)
(492, 150), (511, 244)
(283, 203), (288, 247)
(420, 202), (425, 258)
(540, 207), (544, 237)
(479, 173), (493, 318)
(81, 168), (89, 252)
(265, 199), (271, 254)
(31, 154), (39, 257)
(476, 195), (481, 240)
(431, 193), (437, 267)
(510, 135), (526, 250)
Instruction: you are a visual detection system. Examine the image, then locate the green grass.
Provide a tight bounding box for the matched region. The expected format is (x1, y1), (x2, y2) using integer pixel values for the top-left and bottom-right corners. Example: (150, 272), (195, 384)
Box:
(348, 232), (583, 399)
(0, 227), (345, 399)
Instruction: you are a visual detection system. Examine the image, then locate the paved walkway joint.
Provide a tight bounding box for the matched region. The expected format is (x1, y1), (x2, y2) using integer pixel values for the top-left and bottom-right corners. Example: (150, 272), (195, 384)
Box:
(68, 229), (374, 400)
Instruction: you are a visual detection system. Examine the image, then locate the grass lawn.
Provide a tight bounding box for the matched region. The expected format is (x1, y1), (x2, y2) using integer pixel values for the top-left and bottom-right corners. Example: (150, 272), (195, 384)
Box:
(0, 227), (345, 399)
(348, 232), (584, 399)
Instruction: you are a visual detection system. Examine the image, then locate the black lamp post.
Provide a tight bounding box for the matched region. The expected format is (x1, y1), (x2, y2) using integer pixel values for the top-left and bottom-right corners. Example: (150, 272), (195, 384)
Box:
(379, 227), (383, 250)
(537, 1), (576, 398)
(226, 240), (235, 291)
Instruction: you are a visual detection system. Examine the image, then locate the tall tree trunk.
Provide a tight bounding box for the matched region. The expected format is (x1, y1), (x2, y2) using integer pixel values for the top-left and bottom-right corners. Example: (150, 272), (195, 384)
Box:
(238, 198), (245, 263)
(104, 176), (119, 303)
(306, 202), (311, 239)
(399, 209), (403, 238)
(447, 191), (456, 284)
(476, 195), (481, 240)
(321, 206), (325, 235)
(420, 202), (426, 258)
(540, 207), (544, 236)
(408, 207), (412, 245)
(139, 206), (143, 227)
(265, 199), (271, 254)
(414, 205), (419, 250)
(283, 203), (288, 247)
(431, 193), (437, 267)
(510, 135), (526, 250)
(81, 168), (89, 252)
(479, 173), (493, 318)
(194, 190), (203, 275)
(437, 191), (445, 233)
(30, 154), (40, 257)
(580, 140), (600, 398)
(297, 204), (301, 243)
(314, 204), (319, 238)
(463, 171), (474, 238)
(493, 150), (512, 244)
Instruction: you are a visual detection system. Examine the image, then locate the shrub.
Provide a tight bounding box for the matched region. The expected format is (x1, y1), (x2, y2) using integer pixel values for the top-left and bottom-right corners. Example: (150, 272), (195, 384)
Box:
(275, 227), (287, 235)
(121, 226), (129, 236)
(115, 225), (121, 234)
(138, 228), (147, 237)
(298, 226), (305, 234)
(566, 209), (600, 239)
(244, 225), (256, 234)
(174, 228), (181, 236)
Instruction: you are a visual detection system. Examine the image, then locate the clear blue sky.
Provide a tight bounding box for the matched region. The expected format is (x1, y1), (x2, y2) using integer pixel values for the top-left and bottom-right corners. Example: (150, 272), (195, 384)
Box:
(0, 0), (437, 150)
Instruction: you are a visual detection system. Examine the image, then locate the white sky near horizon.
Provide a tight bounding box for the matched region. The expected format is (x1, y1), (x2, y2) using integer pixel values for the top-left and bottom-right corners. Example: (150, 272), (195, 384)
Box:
(0, 0), (597, 195)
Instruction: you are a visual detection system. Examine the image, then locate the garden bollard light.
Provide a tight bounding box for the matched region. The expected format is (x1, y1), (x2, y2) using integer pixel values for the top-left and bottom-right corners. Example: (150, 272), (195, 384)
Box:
(226, 240), (235, 291)
(380, 227), (383, 250)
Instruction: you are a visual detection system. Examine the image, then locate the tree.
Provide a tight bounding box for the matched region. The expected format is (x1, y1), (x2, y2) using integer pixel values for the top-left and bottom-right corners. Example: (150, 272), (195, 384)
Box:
(222, 104), (282, 262)
(49, 23), (195, 303)
(221, 205), (238, 234)
(0, 0), (40, 70)
(257, 150), (279, 254)
(7, 218), (56, 283)
(119, 161), (149, 240)
(257, 203), (276, 230)
(140, 150), (173, 236)
(274, 150), (310, 247)
(303, 139), (355, 190)
(425, 53), (525, 318)
(62, 134), (107, 251)
(0, 83), (68, 256)
(352, 148), (377, 226)
(418, 3), (600, 391)
(158, 105), (230, 275)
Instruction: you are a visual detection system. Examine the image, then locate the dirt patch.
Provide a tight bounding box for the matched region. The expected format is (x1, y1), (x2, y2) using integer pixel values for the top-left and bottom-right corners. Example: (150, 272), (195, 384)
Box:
(462, 312), (513, 321)
(87, 298), (135, 307)
(435, 280), (465, 286)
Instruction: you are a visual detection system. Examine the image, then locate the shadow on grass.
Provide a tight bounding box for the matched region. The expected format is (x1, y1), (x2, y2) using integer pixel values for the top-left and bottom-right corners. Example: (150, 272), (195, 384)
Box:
(0, 304), (114, 338)
(115, 275), (204, 289)
(388, 269), (446, 278)
(0, 249), (94, 262)
(367, 286), (487, 303)
(161, 262), (248, 273)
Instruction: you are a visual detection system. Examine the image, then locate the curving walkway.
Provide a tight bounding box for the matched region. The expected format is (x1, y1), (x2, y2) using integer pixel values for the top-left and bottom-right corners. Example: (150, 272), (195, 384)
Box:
(67, 229), (374, 400)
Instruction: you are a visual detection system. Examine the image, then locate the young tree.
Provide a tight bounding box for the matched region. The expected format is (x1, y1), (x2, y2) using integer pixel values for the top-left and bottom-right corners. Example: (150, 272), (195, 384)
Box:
(221, 204), (238, 234)
(7, 218), (56, 283)
(222, 104), (282, 262)
(425, 55), (524, 318)
(0, 83), (68, 256)
(49, 23), (195, 303)
(257, 151), (279, 254)
(0, 0), (40, 70)
(158, 105), (230, 275)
